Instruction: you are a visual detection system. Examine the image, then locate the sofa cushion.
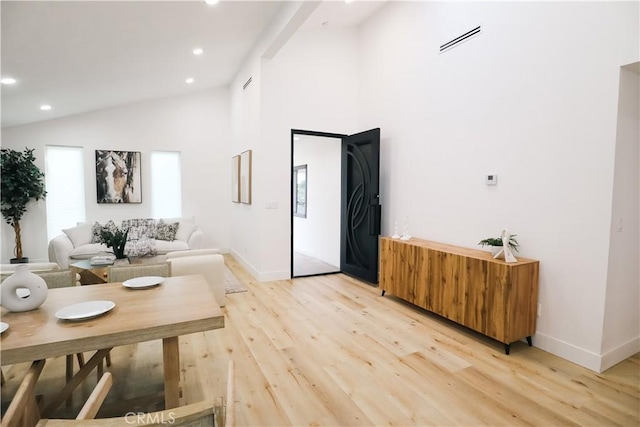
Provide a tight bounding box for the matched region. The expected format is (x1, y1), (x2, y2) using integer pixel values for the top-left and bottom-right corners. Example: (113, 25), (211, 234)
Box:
(70, 243), (112, 259)
(63, 223), (93, 247)
(155, 239), (190, 254)
(155, 219), (179, 241)
(175, 221), (196, 242)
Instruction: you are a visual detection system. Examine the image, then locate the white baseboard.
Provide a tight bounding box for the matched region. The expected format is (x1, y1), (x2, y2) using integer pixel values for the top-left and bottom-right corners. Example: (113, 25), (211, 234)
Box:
(534, 332), (640, 373)
(229, 250), (260, 281)
(229, 250), (290, 282)
(600, 337), (640, 372)
(533, 332), (602, 372)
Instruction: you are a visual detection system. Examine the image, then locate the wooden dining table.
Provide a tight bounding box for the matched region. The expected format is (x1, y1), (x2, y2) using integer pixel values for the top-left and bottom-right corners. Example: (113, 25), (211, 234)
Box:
(0, 274), (224, 411)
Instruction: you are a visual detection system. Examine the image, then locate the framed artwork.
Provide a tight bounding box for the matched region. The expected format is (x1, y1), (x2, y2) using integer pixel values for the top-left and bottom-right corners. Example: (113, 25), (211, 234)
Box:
(95, 150), (142, 203)
(240, 149), (252, 204)
(231, 155), (240, 203)
(293, 164), (307, 218)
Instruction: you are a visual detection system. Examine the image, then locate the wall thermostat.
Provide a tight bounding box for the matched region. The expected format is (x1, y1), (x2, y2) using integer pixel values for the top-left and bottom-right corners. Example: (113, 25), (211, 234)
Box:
(486, 174), (498, 185)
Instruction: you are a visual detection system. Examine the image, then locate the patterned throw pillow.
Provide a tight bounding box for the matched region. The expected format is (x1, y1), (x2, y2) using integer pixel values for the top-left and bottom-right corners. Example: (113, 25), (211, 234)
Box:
(155, 219), (179, 241)
(91, 222), (103, 243)
(103, 220), (118, 233)
(122, 218), (156, 241)
(124, 237), (157, 257)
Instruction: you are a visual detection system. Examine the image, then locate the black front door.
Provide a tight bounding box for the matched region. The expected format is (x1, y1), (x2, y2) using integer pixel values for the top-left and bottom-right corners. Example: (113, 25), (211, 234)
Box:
(340, 128), (381, 284)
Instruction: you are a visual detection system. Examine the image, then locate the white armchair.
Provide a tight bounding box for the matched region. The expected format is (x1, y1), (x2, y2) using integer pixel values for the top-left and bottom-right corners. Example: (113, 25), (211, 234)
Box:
(168, 254), (225, 307)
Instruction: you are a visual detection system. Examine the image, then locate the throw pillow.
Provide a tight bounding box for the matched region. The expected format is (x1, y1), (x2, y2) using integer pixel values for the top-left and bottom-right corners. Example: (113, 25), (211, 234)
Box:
(91, 222), (103, 244)
(125, 237), (157, 257)
(155, 219), (179, 241)
(122, 218), (156, 241)
(175, 221), (197, 242)
(62, 222), (93, 247)
(103, 220), (118, 233)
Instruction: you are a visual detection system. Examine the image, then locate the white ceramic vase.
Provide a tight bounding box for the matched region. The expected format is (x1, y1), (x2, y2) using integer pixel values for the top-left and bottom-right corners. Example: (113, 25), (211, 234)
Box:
(0, 264), (48, 312)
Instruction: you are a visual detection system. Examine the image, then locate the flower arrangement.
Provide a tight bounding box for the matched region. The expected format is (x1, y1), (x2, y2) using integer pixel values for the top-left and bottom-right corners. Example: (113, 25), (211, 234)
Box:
(98, 224), (129, 259)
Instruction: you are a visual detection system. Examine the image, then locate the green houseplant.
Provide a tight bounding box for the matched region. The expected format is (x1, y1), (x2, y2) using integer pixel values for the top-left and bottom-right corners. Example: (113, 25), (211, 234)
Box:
(478, 235), (520, 253)
(98, 225), (129, 259)
(1, 148), (47, 263)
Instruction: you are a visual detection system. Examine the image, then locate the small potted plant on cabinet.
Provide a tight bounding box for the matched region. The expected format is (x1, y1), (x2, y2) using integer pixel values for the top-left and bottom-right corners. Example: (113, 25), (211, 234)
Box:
(478, 234), (520, 256)
(0, 148), (47, 263)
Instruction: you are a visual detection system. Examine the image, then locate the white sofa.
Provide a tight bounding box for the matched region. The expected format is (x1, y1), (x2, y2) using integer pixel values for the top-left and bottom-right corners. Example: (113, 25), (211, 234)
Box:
(48, 218), (204, 269)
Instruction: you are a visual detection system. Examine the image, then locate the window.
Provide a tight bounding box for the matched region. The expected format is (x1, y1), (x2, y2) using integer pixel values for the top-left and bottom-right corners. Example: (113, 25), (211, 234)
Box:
(293, 165), (307, 218)
(45, 146), (85, 241)
(151, 151), (182, 218)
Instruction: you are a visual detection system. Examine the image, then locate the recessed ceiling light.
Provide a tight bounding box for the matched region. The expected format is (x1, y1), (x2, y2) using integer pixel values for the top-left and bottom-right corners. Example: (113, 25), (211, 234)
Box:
(40, 104), (52, 111)
(186, 78), (195, 84)
(1, 77), (16, 85)
(205, 0), (219, 5)
(193, 48), (204, 55)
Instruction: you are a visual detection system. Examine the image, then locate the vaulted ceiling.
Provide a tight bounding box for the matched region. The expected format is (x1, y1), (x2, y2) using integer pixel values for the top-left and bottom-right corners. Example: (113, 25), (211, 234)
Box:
(1, 1), (385, 129)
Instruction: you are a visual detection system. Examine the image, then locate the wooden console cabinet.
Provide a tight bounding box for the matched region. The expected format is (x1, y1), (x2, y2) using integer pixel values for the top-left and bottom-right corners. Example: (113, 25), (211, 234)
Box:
(379, 237), (539, 354)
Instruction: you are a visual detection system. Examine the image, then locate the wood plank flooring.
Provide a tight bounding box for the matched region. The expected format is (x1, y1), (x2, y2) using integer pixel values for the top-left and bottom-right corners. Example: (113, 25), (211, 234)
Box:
(2, 254), (639, 426)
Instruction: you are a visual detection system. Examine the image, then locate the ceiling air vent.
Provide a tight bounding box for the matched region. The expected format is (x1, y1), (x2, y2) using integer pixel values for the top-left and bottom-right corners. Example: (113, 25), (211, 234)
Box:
(242, 77), (252, 90)
(440, 25), (482, 53)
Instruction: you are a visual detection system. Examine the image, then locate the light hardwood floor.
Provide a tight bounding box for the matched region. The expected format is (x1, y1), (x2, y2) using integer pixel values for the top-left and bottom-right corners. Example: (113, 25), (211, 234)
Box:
(2, 254), (639, 426)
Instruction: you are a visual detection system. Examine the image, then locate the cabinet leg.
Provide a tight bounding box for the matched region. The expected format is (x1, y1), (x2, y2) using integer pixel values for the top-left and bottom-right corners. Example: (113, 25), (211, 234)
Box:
(504, 344), (510, 355)
(381, 289), (386, 296)
(526, 336), (532, 346)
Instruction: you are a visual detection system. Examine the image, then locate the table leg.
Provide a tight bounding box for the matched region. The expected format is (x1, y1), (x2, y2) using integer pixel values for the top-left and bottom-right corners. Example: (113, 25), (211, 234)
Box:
(162, 336), (180, 409)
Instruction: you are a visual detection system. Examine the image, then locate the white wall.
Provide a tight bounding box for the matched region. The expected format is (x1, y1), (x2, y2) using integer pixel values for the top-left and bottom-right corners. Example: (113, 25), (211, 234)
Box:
(293, 135), (341, 267)
(1, 88), (231, 263)
(259, 27), (360, 280)
(357, 1), (639, 371)
(601, 64), (640, 371)
(229, 3), (360, 280)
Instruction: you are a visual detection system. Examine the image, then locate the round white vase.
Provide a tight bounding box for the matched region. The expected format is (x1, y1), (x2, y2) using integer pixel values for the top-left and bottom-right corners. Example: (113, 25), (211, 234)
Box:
(0, 264), (48, 312)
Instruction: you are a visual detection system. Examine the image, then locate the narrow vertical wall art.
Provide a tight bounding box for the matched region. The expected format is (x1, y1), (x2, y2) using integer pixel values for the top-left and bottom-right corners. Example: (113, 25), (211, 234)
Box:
(231, 155), (240, 203)
(240, 150), (252, 204)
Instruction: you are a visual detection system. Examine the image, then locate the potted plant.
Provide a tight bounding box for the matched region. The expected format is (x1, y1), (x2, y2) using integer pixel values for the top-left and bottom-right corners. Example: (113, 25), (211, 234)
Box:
(478, 234), (520, 255)
(1, 148), (47, 263)
(98, 225), (129, 259)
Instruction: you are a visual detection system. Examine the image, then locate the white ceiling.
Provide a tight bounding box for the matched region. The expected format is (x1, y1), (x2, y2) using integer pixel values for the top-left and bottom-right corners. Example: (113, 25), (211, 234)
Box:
(1, 0), (386, 129)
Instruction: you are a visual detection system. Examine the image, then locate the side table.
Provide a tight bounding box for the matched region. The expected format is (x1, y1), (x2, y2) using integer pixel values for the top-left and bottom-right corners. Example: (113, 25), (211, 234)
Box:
(70, 259), (130, 285)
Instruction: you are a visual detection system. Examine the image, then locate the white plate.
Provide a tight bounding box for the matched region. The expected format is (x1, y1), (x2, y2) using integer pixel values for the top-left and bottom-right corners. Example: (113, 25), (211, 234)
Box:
(122, 276), (164, 289)
(55, 300), (116, 321)
(0, 322), (8, 334)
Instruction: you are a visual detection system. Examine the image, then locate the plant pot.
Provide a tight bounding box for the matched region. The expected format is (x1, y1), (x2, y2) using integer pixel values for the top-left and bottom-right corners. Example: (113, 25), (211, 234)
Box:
(9, 257), (29, 264)
(490, 246), (502, 257)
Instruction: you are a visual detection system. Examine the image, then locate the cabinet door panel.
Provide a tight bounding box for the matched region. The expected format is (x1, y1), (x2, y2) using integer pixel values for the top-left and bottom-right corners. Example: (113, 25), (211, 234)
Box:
(438, 252), (466, 323)
(462, 257), (490, 335)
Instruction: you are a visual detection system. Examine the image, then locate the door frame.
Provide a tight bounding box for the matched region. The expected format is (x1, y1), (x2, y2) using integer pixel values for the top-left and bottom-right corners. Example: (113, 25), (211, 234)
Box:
(291, 129), (346, 278)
